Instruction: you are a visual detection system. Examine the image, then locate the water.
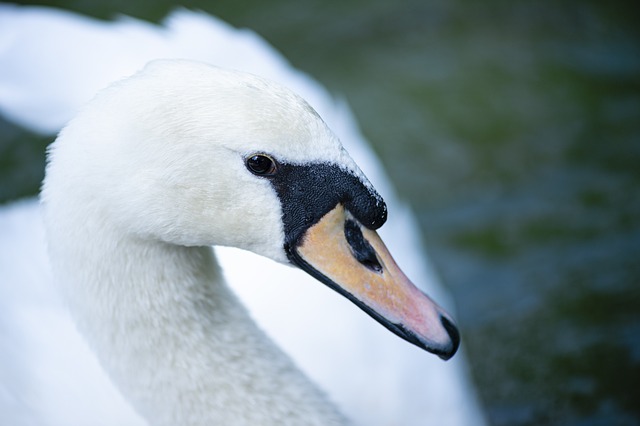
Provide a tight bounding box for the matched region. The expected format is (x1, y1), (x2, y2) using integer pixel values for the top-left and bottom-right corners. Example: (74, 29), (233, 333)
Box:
(2, 1), (639, 424)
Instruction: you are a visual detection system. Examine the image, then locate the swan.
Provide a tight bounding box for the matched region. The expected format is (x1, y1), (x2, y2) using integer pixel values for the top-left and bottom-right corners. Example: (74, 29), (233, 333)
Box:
(0, 5), (486, 425)
(47, 59), (459, 424)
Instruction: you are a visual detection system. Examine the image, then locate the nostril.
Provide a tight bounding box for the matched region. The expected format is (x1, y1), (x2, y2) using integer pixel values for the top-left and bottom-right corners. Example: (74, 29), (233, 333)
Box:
(344, 219), (383, 273)
(439, 315), (461, 360)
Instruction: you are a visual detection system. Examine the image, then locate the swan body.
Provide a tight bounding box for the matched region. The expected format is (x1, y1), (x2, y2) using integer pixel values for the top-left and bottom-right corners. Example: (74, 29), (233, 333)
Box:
(0, 5), (486, 425)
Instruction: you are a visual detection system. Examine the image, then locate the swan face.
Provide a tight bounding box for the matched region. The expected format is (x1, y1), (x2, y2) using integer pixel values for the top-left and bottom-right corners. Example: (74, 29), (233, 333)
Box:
(44, 59), (459, 359)
(48, 60), (363, 262)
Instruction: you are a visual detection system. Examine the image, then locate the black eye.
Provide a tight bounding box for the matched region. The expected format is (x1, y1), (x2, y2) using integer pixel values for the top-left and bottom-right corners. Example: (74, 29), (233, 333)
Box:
(246, 154), (277, 176)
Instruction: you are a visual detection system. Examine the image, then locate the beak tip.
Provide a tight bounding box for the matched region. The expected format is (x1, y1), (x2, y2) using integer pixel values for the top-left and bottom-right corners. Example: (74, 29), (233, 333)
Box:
(437, 315), (461, 361)
(395, 315), (461, 361)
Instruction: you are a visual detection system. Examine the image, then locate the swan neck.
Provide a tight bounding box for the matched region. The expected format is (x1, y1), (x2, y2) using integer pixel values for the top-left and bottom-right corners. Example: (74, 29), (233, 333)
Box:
(46, 217), (345, 425)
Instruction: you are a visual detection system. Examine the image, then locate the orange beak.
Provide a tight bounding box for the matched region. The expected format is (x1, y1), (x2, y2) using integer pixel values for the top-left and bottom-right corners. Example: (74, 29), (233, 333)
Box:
(288, 204), (460, 360)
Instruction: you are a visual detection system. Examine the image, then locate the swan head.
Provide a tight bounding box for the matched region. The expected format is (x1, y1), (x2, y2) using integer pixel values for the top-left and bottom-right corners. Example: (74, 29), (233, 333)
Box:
(43, 59), (459, 359)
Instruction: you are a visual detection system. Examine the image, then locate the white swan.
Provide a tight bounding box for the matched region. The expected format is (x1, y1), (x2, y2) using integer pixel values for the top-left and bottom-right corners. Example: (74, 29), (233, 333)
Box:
(0, 5), (486, 425)
(36, 59), (460, 425)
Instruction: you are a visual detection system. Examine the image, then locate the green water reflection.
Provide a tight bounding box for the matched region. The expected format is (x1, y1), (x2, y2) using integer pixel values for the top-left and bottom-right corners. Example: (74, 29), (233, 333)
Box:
(2, 1), (639, 424)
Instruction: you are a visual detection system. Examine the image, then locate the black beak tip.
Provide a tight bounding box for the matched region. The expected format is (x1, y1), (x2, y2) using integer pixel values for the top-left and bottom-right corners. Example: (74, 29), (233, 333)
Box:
(438, 315), (461, 361)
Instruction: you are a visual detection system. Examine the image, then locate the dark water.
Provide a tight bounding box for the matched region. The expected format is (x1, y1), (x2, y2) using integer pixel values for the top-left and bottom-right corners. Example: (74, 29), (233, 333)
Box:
(2, 1), (639, 425)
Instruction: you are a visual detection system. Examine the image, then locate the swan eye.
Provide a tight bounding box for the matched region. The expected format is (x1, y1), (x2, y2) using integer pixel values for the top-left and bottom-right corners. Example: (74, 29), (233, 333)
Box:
(246, 154), (277, 176)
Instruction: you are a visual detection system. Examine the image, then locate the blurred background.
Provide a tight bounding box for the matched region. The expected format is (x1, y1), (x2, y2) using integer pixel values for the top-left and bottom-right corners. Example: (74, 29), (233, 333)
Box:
(1, 1), (639, 425)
